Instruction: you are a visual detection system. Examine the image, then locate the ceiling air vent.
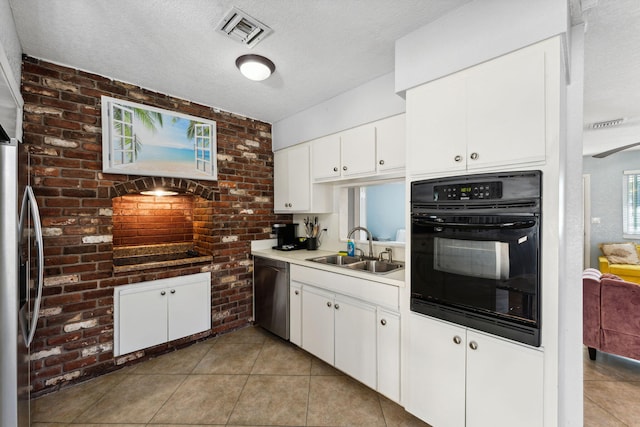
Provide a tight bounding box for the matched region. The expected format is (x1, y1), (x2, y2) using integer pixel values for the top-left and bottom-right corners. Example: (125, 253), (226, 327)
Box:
(592, 118), (625, 129)
(216, 7), (273, 48)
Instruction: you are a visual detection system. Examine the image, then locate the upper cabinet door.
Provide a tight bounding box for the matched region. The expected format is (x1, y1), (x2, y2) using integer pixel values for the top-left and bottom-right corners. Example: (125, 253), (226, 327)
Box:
(274, 144), (311, 212)
(273, 149), (289, 211)
(466, 44), (546, 170)
(287, 144), (311, 211)
(340, 124), (376, 177)
(375, 114), (405, 173)
(312, 134), (341, 180)
(407, 73), (467, 176)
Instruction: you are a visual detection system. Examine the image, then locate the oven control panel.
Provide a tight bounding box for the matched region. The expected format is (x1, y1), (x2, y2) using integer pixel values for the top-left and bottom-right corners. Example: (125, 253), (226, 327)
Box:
(434, 181), (503, 200)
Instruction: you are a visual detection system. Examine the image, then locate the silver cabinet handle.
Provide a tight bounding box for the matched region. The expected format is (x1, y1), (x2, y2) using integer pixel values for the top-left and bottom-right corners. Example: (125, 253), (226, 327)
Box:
(334, 303), (340, 309)
(379, 160), (385, 165)
(326, 301), (332, 307)
(343, 166), (347, 171)
(470, 152), (479, 160)
(454, 155), (463, 162)
(469, 341), (478, 350)
(333, 167), (338, 172)
(380, 319), (387, 326)
(453, 336), (462, 345)
(161, 291), (166, 296)
(294, 290), (299, 295)
(170, 289), (176, 294)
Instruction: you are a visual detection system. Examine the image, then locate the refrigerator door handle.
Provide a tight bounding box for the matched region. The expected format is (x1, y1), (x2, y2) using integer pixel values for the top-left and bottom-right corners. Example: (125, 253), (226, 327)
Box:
(18, 186), (44, 347)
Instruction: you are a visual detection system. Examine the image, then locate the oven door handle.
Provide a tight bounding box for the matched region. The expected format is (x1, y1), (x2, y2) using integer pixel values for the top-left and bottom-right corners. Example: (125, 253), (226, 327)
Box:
(412, 219), (537, 230)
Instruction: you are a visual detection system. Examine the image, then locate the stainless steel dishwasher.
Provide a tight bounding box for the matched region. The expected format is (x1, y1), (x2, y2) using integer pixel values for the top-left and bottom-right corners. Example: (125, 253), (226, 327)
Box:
(253, 256), (289, 340)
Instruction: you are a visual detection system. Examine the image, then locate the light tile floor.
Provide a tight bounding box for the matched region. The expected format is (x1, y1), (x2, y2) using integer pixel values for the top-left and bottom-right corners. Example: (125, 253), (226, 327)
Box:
(32, 326), (640, 426)
(583, 347), (640, 426)
(31, 326), (431, 426)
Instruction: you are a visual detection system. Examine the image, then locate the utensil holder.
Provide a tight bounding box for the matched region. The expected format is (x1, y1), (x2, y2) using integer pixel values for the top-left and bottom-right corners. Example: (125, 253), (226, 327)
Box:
(307, 237), (319, 250)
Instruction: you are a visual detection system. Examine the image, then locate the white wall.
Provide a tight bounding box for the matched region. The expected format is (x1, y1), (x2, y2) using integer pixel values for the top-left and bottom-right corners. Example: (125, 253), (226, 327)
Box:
(272, 72), (405, 150)
(395, 0), (569, 93)
(559, 23), (585, 427)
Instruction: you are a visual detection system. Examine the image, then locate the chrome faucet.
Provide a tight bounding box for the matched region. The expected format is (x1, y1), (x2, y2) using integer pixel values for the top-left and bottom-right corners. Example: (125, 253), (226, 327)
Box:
(347, 226), (374, 259)
(378, 247), (393, 263)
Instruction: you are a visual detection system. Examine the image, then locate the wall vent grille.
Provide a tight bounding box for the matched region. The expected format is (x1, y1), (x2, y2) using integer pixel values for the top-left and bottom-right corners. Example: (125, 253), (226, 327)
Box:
(592, 118), (625, 129)
(216, 7), (272, 48)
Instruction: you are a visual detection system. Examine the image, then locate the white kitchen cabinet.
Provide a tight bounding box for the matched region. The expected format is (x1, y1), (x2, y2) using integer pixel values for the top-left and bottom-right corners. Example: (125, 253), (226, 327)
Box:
(375, 114), (406, 173)
(311, 115), (406, 182)
(407, 40), (550, 177)
(289, 281), (302, 347)
(406, 313), (543, 427)
(376, 308), (401, 402)
(465, 43), (546, 171)
(118, 283), (169, 356)
(301, 285), (335, 365)
(167, 280), (211, 341)
(311, 134), (341, 180)
(407, 73), (467, 176)
(311, 125), (376, 181)
(301, 285), (377, 389)
(292, 264), (401, 402)
(334, 294), (377, 389)
(340, 124), (377, 177)
(274, 143), (331, 213)
(114, 272), (212, 356)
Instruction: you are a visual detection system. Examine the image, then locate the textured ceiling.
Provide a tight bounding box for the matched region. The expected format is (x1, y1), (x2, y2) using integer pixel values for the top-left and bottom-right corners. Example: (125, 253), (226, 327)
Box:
(8, 0), (469, 123)
(8, 1), (639, 155)
(577, 0), (640, 155)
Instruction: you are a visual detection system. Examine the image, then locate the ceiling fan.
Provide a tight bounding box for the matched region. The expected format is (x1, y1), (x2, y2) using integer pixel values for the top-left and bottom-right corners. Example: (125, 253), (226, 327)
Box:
(592, 141), (640, 158)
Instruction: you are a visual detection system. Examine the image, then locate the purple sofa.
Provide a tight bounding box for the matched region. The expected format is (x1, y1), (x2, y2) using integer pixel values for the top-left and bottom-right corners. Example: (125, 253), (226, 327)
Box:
(583, 268), (640, 361)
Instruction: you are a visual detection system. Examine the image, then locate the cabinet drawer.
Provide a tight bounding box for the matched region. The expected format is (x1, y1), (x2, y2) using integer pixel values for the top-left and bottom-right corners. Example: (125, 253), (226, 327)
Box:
(291, 264), (399, 309)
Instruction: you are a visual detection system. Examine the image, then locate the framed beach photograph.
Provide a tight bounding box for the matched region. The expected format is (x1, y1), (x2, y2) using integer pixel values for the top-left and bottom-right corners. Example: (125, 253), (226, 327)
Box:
(101, 96), (217, 181)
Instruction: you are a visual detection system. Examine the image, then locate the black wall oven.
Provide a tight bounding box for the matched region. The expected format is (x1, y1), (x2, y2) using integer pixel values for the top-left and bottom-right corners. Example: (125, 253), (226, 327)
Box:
(411, 171), (541, 347)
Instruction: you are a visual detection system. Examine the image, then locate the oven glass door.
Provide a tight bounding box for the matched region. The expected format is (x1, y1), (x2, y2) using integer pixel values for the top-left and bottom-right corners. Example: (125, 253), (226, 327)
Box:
(411, 213), (539, 326)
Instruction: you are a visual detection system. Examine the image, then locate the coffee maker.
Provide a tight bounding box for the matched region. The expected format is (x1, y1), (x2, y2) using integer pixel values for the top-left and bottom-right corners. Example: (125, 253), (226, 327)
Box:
(272, 223), (301, 250)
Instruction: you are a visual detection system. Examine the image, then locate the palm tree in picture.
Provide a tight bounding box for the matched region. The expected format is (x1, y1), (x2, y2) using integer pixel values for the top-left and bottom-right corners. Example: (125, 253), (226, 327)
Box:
(113, 105), (164, 162)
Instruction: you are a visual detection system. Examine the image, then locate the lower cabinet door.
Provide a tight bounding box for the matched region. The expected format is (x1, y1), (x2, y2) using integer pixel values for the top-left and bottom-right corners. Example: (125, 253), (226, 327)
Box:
(465, 331), (544, 427)
(119, 286), (168, 355)
(406, 313), (466, 427)
(290, 281), (302, 347)
(302, 286), (335, 365)
(167, 280), (211, 341)
(334, 294), (377, 389)
(377, 309), (400, 402)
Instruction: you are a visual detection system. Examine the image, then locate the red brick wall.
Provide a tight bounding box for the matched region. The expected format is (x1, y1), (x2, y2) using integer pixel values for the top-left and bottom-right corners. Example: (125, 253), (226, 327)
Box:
(21, 56), (291, 395)
(112, 195), (194, 246)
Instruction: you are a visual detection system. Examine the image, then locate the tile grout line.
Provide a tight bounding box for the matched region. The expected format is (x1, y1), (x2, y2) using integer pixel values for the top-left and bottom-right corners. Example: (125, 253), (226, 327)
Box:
(129, 341), (214, 425)
(224, 335), (268, 426)
(583, 394), (630, 427)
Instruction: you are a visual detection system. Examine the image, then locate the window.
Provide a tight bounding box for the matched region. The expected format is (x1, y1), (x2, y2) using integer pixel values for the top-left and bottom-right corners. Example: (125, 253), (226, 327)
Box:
(623, 170), (640, 236)
(111, 103), (135, 165)
(342, 181), (406, 244)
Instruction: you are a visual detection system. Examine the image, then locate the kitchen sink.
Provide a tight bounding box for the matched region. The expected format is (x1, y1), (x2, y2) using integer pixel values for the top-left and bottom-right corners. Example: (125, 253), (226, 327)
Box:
(307, 255), (404, 275)
(344, 260), (404, 273)
(307, 254), (362, 265)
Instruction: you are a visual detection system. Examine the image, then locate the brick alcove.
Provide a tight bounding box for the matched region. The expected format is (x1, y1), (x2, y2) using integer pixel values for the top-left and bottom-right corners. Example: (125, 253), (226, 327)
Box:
(111, 177), (216, 256)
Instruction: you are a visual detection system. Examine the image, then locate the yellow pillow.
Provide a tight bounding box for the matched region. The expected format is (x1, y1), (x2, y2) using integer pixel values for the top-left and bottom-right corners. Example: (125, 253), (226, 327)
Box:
(600, 243), (640, 265)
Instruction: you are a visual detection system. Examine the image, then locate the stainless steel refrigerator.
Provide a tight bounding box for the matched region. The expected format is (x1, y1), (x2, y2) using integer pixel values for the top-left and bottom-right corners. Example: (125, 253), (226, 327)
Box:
(1, 126), (44, 425)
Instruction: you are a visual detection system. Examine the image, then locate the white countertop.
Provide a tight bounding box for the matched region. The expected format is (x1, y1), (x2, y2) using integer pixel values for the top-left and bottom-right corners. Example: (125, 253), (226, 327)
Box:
(251, 241), (406, 287)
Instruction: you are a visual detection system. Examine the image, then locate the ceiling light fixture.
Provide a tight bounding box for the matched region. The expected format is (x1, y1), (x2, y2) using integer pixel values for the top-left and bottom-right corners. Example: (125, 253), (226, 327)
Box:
(140, 189), (179, 197)
(235, 54), (275, 81)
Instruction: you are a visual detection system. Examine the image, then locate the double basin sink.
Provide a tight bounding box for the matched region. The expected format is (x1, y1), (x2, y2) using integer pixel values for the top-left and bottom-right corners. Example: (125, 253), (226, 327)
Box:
(307, 254), (404, 275)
